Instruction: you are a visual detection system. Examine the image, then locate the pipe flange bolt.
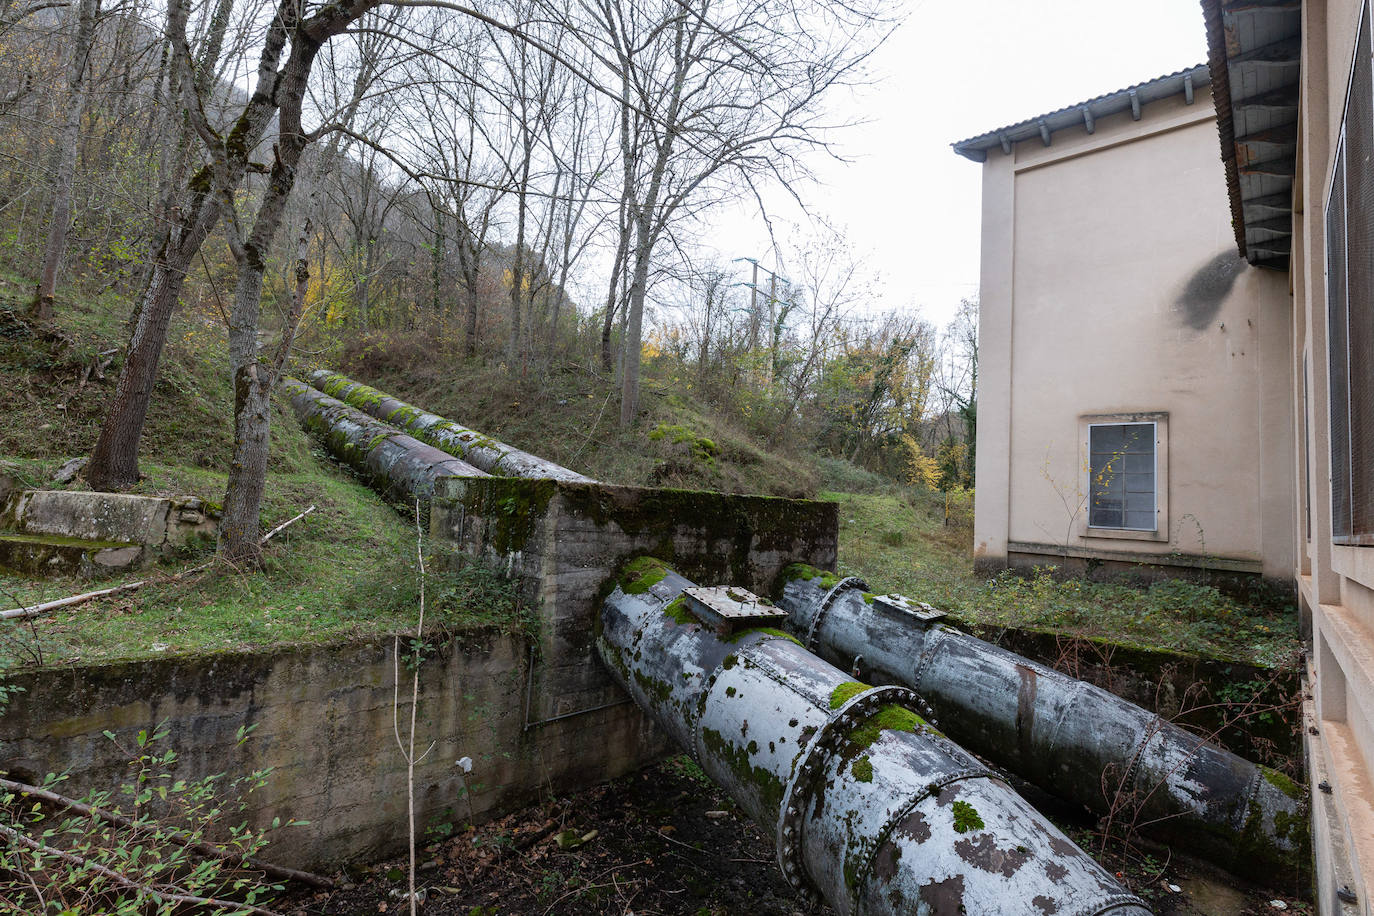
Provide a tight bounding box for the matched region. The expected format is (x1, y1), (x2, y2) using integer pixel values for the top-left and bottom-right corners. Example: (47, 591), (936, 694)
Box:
(803, 575), (869, 650)
(774, 684), (920, 895)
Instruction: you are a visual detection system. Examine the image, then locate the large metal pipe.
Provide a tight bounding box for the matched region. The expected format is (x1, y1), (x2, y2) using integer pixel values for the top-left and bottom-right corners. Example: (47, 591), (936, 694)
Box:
(283, 378), (486, 498)
(777, 568), (1308, 882)
(307, 369), (594, 483)
(599, 560), (1151, 916)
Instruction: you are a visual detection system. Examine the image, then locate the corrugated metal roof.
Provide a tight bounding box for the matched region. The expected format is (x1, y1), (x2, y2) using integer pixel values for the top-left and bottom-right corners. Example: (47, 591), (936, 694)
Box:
(1202, 0), (1301, 271)
(951, 64), (1210, 162)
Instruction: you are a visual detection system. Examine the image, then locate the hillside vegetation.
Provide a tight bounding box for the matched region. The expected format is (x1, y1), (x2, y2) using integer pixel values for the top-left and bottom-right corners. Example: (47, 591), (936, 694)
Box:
(0, 268), (1298, 670)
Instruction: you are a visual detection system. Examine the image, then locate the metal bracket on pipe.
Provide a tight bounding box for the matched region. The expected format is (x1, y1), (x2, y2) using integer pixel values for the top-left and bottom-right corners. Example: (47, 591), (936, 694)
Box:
(774, 683), (921, 899)
(803, 575), (869, 650)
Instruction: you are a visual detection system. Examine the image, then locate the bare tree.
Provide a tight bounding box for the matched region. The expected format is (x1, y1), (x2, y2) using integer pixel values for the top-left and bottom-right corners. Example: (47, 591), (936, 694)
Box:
(30, 0), (101, 321)
(86, 0), (384, 492)
(562, 0), (893, 427)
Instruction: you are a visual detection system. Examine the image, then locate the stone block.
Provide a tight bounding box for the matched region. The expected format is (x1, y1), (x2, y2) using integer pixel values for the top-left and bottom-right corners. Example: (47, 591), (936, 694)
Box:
(9, 490), (171, 546)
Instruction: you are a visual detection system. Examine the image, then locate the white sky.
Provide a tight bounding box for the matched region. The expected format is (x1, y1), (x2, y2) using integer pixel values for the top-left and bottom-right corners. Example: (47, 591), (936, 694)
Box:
(699, 0), (1211, 330)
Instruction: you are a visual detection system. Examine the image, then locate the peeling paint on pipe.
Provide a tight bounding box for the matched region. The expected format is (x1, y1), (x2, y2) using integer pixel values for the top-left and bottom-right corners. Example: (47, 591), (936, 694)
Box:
(307, 369), (594, 483)
(283, 378), (486, 499)
(599, 565), (1152, 916)
(777, 571), (1308, 882)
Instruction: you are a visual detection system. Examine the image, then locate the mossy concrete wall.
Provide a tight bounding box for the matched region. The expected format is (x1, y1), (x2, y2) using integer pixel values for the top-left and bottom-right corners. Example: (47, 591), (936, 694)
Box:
(0, 631), (664, 869)
(430, 477), (838, 728)
(1, 479), (835, 870)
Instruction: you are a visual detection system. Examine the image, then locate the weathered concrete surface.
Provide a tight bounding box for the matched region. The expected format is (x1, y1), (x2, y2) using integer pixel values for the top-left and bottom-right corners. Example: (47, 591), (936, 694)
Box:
(599, 568), (1151, 916)
(309, 369), (593, 483)
(431, 476), (838, 727)
(0, 533), (143, 577)
(6, 489), (171, 544)
(283, 378), (486, 500)
(0, 490), (219, 576)
(0, 632), (667, 869)
(778, 572), (1310, 885)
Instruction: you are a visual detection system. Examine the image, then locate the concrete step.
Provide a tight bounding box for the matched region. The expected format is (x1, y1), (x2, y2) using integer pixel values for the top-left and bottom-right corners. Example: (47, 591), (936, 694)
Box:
(0, 532), (143, 578)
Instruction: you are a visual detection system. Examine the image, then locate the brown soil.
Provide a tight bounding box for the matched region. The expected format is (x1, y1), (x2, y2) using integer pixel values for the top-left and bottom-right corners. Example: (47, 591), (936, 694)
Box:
(277, 756), (1312, 916)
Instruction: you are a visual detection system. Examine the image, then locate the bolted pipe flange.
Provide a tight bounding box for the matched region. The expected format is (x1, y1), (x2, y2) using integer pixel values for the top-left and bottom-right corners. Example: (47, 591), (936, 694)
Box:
(803, 575), (869, 650)
(845, 767), (1004, 913)
(774, 683), (922, 896)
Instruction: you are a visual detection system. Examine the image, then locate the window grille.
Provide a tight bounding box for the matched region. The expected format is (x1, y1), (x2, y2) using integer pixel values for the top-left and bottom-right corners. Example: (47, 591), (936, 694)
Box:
(1328, 0), (1374, 544)
(1089, 422), (1156, 531)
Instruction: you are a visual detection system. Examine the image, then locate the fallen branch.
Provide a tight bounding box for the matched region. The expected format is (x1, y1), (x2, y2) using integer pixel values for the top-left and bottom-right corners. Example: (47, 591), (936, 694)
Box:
(0, 822), (283, 916)
(0, 776), (333, 888)
(261, 504), (316, 544)
(0, 505), (317, 620)
(0, 580), (147, 620)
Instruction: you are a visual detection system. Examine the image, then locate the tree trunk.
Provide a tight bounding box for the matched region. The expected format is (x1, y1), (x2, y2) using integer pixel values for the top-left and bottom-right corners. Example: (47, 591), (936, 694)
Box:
(87, 227), (210, 489)
(431, 205), (444, 314)
(599, 230), (626, 371)
(219, 255), (274, 564)
(463, 268), (480, 357)
(31, 0), (99, 322)
(618, 209), (654, 428)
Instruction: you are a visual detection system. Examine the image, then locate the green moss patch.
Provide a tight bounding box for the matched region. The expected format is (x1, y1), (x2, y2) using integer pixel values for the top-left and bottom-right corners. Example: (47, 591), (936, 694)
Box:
(782, 563), (840, 591)
(849, 704), (935, 749)
(620, 556), (673, 595)
(701, 726), (784, 813)
(951, 800), (984, 834)
(851, 756), (874, 783)
(662, 595), (695, 625)
(829, 680), (870, 709)
(1262, 766), (1304, 801)
(724, 627), (801, 646)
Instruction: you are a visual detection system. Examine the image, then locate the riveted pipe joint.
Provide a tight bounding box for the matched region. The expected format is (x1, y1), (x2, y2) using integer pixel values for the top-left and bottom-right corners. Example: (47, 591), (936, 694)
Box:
(777, 568), (1309, 883)
(598, 561), (1152, 916)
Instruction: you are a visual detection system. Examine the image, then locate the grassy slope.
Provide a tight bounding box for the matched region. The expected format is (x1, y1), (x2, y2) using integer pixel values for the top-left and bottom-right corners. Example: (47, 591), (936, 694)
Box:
(339, 353), (820, 499)
(0, 269), (469, 666)
(827, 488), (1301, 665)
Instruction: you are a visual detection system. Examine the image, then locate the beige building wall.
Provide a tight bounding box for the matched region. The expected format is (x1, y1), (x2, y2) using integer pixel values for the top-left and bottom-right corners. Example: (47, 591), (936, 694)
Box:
(1292, 0), (1374, 910)
(974, 87), (1297, 581)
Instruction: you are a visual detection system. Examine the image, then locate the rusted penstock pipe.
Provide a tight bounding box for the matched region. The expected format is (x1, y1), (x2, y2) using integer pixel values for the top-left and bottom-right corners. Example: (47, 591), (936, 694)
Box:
(599, 560), (1150, 916)
(283, 378), (486, 498)
(308, 369), (594, 483)
(776, 568), (1308, 882)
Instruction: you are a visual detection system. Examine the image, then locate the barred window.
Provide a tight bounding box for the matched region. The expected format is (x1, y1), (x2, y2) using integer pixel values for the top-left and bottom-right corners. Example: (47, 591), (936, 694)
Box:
(1089, 422), (1157, 531)
(1327, 0), (1374, 544)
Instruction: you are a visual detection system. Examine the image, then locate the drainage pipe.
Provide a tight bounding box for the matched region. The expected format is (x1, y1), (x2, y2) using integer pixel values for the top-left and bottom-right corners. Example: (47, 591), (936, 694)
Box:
(307, 369), (593, 483)
(283, 378), (485, 499)
(599, 561), (1150, 916)
(776, 569), (1307, 881)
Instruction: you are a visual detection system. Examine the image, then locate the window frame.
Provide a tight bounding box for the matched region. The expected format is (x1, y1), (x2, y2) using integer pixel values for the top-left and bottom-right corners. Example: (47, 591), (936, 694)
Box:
(1077, 412), (1169, 542)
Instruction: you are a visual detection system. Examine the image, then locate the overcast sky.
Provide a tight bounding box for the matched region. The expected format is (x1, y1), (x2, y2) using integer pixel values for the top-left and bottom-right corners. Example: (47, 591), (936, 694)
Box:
(700, 0), (1211, 330)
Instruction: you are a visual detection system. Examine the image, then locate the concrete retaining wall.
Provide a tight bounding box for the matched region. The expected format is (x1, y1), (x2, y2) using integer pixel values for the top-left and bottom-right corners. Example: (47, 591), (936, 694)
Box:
(0, 631), (665, 868)
(2, 476), (838, 869)
(430, 477), (838, 725)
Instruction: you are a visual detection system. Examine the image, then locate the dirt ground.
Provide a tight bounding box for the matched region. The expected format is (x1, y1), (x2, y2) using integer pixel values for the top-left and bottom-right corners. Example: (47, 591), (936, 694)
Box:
(278, 756), (1312, 916)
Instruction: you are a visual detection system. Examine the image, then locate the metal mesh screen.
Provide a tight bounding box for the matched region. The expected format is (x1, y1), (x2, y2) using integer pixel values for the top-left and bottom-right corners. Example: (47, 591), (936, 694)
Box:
(1346, 14), (1374, 539)
(1089, 423), (1156, 531)
(1329, 142), (1351, 540)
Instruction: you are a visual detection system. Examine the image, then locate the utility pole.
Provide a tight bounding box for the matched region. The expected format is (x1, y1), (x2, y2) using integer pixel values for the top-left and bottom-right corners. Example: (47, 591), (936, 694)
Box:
(750, 260), (760, 349)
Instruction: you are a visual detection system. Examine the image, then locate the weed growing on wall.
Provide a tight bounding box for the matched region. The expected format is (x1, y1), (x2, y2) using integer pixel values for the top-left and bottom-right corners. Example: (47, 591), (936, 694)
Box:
(0, 721), (299, 913)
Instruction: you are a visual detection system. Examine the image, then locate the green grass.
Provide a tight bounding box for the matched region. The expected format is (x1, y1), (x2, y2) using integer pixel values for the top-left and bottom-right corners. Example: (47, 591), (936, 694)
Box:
(826, 489), (1301, 666)
(0, 272), (528, 667)
(336, 357), (820, 498)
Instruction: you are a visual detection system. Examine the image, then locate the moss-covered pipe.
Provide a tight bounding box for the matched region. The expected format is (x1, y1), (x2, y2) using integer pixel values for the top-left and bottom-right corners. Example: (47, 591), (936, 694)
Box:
(776, 568), (1309, 884)
(307, 369), (593, 483)
(282, 379), (486, 499)
(600, 560), (1150, 916)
